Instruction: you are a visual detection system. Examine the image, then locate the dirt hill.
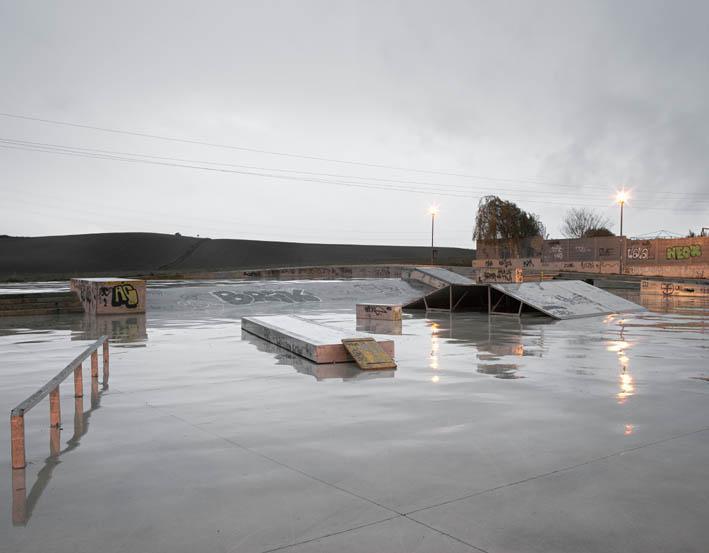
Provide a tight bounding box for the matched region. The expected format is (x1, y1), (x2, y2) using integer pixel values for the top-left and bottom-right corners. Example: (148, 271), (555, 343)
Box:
(0, 233), (474, 281)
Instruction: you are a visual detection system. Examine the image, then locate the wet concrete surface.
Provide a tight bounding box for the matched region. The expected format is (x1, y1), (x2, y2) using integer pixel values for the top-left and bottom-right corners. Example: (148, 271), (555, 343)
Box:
(0, 279), (707, 552)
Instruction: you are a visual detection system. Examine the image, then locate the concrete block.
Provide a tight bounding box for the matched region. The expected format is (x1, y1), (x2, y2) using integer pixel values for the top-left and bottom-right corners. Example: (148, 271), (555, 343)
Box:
(242, 315), (394, 364)
(356, 303), (402, 321)
(70, 278), (146, 315)
(640, 280), (709, 297)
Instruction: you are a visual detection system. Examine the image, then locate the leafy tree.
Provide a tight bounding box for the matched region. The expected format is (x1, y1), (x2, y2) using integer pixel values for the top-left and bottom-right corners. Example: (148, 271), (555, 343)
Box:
(561, 208), (612, 238)
(473, 196), (546, 241)
(584, 227), (614, 237)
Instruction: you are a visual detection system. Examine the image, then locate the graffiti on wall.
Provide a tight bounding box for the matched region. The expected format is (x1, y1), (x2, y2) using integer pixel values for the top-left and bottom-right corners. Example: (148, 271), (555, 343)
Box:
(666, 244), (701, 261)
(212, 288), (321, 306)
(101, 284), (139, 308)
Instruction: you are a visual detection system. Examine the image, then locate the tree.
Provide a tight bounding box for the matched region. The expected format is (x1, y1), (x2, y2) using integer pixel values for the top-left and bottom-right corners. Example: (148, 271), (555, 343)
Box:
(561, 208), (612, 238)
(473, 196), (546, 241)
(584, 227), (614, 237)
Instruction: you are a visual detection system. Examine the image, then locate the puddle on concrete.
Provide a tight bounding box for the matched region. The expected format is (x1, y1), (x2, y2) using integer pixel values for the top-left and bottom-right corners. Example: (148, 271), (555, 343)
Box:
(0, 279), (707, 545)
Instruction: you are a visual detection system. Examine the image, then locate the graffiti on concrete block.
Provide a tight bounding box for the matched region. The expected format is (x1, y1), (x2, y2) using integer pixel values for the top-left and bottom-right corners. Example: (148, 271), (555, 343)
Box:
(666, 244), (701, 261)
(364, 305), (391, 316)
(100, 284), (139, 308)
(212, 288), (321, 306)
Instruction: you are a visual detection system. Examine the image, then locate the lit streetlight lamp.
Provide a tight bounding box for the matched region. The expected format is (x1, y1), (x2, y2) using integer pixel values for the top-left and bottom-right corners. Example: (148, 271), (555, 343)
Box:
(615, 189), (629, 237)
(429, 205), (439, 264)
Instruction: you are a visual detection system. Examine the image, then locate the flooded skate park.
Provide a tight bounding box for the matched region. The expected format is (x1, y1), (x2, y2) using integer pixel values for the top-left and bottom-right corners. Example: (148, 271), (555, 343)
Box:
(1, 273), (708, 553)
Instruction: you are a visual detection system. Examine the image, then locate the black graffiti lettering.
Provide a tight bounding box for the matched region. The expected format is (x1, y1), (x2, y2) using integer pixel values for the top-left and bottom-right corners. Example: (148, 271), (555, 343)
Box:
(212, 288), (321, 306)
(289, 289), (320, 303)
(213, 291), (253, 305)
(364, 305), (390, 315)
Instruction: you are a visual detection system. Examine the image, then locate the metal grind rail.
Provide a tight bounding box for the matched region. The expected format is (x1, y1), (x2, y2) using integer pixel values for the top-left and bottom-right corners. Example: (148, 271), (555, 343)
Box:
(10, 336), (109, 469)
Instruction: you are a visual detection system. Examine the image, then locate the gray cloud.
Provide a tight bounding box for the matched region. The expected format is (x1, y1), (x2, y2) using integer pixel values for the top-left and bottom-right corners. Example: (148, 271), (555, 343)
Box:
(1, 0), (707, 245)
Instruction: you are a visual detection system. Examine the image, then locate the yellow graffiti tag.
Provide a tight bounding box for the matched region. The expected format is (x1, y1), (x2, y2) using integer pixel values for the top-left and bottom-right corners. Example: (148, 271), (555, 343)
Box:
(112, 284), (139, 308)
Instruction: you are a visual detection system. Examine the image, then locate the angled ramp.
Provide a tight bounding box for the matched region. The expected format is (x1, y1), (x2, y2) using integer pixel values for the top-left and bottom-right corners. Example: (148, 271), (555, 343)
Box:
(491, 280), (643, 320)
(406, 267), (476, 289)
(403, 267), (484, 312)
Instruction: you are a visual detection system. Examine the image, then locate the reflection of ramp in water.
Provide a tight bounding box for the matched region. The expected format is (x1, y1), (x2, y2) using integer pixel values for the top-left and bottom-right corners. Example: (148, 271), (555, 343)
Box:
(241, 332), (395, 382)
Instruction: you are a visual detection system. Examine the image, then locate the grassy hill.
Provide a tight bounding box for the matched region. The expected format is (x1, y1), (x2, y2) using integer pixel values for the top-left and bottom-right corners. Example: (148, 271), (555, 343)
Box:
(0, 233), (474, 281)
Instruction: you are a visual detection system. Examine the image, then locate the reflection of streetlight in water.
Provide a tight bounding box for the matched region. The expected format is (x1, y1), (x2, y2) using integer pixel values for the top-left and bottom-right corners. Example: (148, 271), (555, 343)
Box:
(429, 322), (439, 371)
(607, 328), (635, 404)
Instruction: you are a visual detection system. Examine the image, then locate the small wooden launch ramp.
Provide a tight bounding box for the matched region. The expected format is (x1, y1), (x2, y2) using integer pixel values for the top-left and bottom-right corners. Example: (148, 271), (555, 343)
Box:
(342, 338), (397, 370)
(242, 315), (395, 365)
(489, 281), (644, 319)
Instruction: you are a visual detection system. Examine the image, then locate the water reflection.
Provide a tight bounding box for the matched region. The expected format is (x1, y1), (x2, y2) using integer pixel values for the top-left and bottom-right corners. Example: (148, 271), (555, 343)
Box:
(241, 331), (395, 382)
(356, 319), (402, 335)
(72, 314), (148, 345)
(0, 313), (148, 346)
(11, 379), (108, 526)
(606, 323), (636, 404)
(429, 322), (440, 371)
(416, 312), (548, 380)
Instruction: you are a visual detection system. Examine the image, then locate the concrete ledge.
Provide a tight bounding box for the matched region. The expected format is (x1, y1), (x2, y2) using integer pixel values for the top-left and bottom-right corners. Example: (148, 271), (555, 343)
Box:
(70, 278), (146, 315)
(242, 315), (394, 364)
(356, 303), (402, 321)
(641, 280), (709, 297)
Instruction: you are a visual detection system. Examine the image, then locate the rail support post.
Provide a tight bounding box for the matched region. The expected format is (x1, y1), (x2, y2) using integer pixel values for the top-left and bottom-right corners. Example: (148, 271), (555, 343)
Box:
(74, 397), (84, 435)
(74, 363), (83, 398)
(91, 350), (99, 378)
(102, 340), (110, 382)
(50, 426), (61, 457)
(11, 415), (26, 469)
(12, 465), (27, 525)
(49, 387), (61, 428)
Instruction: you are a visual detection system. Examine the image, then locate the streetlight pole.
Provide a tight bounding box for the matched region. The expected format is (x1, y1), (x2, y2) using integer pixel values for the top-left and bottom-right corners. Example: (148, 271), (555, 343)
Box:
(615, 190), (629, 237)
(429, 205), (439, 265)
(615, 190), (629, 275)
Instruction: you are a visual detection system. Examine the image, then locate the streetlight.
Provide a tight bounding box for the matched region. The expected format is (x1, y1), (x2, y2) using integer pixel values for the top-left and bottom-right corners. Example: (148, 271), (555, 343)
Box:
(428, 205), (439, 264)
(615, 189), (630, 275)
(615, 189), (629, 236)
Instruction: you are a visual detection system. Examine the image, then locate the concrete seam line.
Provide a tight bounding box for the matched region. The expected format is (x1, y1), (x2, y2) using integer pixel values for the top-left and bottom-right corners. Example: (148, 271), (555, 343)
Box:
(257, 515), (402, 553)
(404, 425), (709, 516)
(142, 400), (404, 516)
(402, 516), (491, 553)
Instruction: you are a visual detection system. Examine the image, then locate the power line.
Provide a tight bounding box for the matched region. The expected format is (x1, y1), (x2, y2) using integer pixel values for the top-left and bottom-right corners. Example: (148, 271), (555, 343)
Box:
(2, 141), (707, 212)
(2, 137), (706, 202)
(7, 111), (697, 199)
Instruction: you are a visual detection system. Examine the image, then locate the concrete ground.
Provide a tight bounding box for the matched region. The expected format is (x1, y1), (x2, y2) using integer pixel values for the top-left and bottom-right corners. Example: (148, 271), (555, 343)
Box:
(1, 279), (707, 553)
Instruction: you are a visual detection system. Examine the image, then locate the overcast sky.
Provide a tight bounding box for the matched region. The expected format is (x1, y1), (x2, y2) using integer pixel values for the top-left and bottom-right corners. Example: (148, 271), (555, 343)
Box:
(1, 1), (707, 248)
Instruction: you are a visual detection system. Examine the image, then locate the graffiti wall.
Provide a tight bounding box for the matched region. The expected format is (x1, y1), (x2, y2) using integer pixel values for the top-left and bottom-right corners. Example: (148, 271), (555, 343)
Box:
(474, 236), (708, 279)
(623, 237), (707, 279)
(70, 278), (147, 314)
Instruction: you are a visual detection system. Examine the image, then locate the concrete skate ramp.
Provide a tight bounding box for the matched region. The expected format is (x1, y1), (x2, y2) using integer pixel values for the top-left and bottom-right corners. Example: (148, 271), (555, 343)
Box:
(148, 278), (430, 318)
(402, 267), (482, 311)
(491, 280), (644, 319)
(406, 266), (475, 288)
